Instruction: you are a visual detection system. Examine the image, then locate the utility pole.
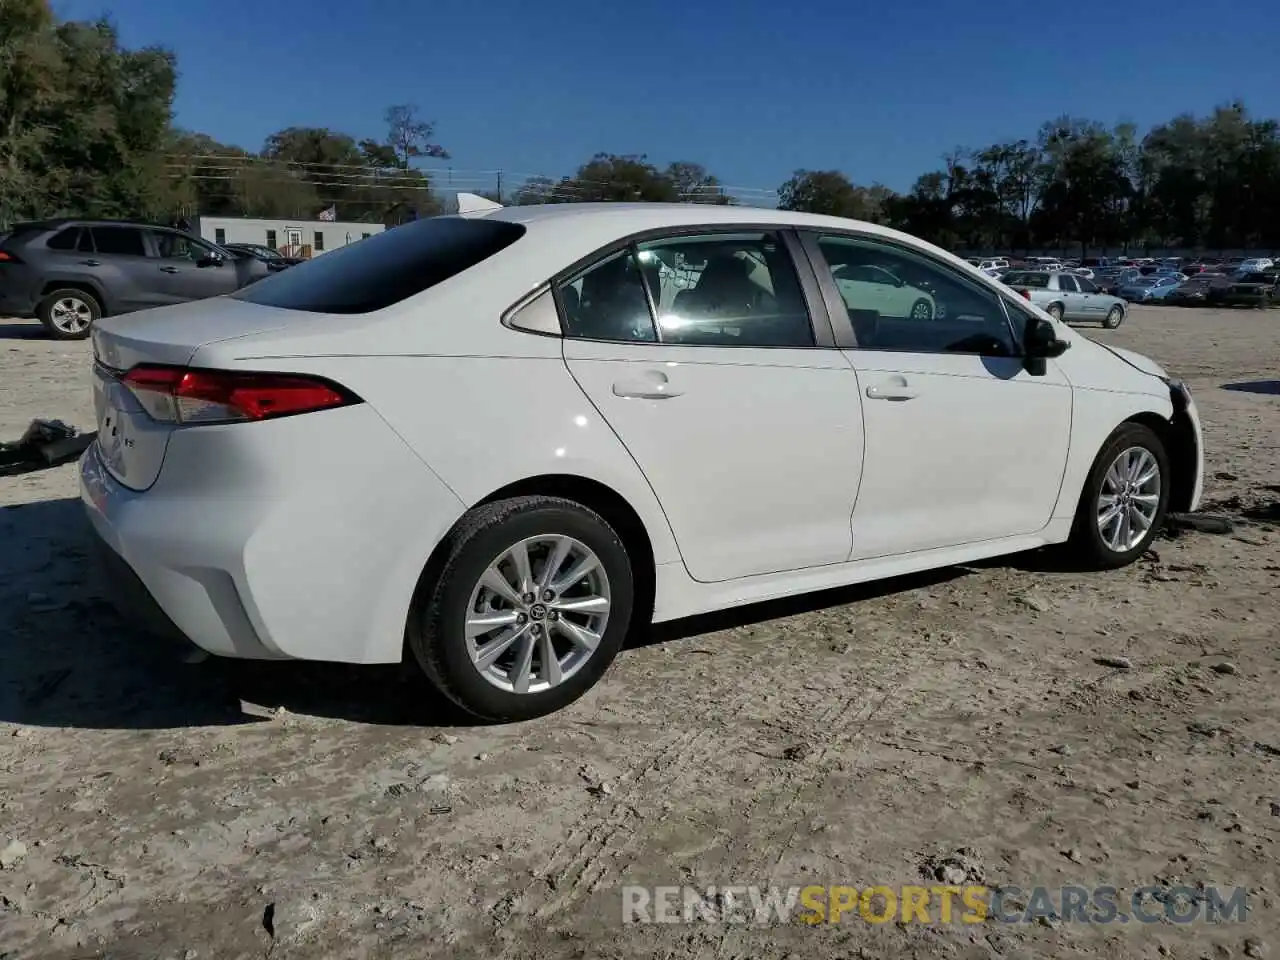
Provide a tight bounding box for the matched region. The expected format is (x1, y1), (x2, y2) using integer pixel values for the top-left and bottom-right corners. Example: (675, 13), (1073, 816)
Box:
(496, 170), (503, 201)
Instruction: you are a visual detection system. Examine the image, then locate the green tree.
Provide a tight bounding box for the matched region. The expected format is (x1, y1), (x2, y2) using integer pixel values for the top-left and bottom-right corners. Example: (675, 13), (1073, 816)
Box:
(0, 3), (182, 223)
(560, 154), (680, 202)
(777, 169), (891, 220)
(665, 161), (731, 204)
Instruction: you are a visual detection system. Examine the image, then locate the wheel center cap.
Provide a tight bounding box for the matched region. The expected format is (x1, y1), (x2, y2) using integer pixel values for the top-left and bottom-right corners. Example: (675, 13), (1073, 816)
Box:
(528, 603), (547, 621)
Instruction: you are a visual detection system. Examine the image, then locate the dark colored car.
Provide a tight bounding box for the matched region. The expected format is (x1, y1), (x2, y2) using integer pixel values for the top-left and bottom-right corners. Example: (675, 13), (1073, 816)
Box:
(222, 243), (307, 271)
(1213, 271), (1278, 308)
(1097, 268), (1141, 295)
(1166, 275), (1228, 306)
(0, 219), (269, 340)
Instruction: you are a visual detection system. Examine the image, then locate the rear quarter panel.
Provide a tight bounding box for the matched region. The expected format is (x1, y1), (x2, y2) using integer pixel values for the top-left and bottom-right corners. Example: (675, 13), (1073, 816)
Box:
(210, 347), (686, 570)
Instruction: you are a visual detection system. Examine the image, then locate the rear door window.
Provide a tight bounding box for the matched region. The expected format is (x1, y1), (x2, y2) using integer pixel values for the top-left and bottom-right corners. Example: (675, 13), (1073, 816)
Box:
(91, 227), (148, 257)
(232, 216), (526, 313)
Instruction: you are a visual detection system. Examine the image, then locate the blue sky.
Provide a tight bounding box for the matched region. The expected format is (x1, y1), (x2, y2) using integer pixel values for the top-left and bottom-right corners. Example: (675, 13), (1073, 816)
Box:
(63, 0), (1279, 194)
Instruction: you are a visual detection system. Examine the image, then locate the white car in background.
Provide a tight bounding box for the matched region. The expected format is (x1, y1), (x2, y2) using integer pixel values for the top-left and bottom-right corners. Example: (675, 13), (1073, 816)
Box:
(832, 263), (938, 319)
(82, 203), (1204, 722)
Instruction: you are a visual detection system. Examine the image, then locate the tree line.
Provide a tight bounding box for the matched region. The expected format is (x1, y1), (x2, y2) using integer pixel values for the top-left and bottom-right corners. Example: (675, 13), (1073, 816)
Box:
(4, 0), (1279, 252)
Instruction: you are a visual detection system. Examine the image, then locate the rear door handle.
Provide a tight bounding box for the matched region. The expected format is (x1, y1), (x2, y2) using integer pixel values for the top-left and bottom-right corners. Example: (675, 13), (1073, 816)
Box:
(159, 266), (181, 274)
(865, 379), (919, 401)
(612, 371), (682, 399)
(81, 259), (101, 267)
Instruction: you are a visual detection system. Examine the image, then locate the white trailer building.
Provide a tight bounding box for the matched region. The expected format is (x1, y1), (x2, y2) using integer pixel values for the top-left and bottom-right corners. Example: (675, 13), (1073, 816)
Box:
(194, 216), (385, 258)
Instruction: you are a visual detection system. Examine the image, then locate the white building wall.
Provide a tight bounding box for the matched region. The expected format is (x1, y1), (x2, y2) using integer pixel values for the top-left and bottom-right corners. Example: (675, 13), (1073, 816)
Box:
(196, 217), (384, 256)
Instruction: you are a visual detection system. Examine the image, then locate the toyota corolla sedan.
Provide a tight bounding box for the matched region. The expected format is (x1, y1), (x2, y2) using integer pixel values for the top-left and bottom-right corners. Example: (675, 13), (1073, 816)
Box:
(81, 204), (1204, 721)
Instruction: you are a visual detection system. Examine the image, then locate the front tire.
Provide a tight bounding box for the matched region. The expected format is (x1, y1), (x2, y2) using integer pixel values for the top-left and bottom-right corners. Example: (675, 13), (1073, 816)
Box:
(1067, 423), (1170, 569)
(1046, 303), (1064, 322)
(910, 298), (934, 320)
(1102, 305), (1124, 329)
(37, 288), (101, 340)
(407, 496), (635, 722)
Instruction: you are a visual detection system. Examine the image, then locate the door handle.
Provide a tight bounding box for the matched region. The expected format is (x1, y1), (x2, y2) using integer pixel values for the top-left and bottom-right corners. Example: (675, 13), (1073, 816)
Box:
(159, 266), (181, 274)
(865, 378), (919, 401)
(81, 259), (101, 267)
(612, 371), (682, 400)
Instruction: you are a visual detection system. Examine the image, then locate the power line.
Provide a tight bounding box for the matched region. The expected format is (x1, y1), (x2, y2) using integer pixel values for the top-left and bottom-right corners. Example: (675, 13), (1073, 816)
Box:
(165, 154), (780, 199)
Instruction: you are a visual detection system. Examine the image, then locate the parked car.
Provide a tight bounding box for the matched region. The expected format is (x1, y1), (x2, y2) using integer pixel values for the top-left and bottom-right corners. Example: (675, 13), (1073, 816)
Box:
(1093, 267), (1137, 294)
(1117, 275), (1181, 302)
(1001, 270), (1128, 327)
(0, 219), (269, 339)
(1166, 275), (1227, 306)
(81, 203), (1204, 721)
(831, 263), (937, 318)
(1214, 271), (1278, 308)
(1237, 258), (1275, 273)
(222, 243), (307, 271)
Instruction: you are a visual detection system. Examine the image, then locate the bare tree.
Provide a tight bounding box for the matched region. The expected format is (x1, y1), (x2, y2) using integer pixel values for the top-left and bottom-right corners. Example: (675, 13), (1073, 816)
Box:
(384, 104), (448, 169)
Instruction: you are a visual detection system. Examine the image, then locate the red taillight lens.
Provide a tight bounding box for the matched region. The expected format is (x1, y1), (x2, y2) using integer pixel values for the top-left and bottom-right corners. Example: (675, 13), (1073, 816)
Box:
(0, 250), (22, 264)
(121, 365), (358, 425)
(1019, 288), (1031, 300)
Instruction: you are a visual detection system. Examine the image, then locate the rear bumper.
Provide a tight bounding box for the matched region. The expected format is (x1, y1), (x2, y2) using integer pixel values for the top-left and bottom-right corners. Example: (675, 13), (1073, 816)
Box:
(0, 287), (38, 319)
(78, 404), (468, 664)
(87, 522), (201, 653)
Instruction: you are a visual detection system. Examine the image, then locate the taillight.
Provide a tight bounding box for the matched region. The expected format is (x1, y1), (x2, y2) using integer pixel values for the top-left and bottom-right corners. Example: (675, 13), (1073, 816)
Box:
(0, 250), (22, 264)
(1018, 288), (1031, 300)
(121, 365), (359, 425)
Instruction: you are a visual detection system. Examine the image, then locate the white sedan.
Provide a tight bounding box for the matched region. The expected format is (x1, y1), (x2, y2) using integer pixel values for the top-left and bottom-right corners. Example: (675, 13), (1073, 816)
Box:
(81, 203), (1205, 721)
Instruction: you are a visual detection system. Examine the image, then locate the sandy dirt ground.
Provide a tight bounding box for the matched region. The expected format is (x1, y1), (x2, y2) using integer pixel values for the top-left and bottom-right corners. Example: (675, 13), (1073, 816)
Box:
(0, 307), (1277, 960)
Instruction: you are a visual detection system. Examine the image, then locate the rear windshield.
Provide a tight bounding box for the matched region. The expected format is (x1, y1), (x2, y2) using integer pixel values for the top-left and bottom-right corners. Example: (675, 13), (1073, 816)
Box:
(232, 216), (526, 313)
(1003, 272), (1048, 287)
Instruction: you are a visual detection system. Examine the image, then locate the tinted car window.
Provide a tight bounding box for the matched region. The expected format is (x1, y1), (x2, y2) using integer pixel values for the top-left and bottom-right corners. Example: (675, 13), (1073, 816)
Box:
(558, 250), (658, 343)
(46, 228), (80, 251)
(636, 232), (814, 347)
(233, 217), (526, 314)
(92, 227), (147, 257)
(1057, 274), (1079, 293)
(817, 235), (1017, 356)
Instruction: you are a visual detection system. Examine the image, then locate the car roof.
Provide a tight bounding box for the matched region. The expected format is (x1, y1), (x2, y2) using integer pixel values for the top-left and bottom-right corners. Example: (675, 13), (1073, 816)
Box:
(485, 202), (893, 236)
(10, 217), (176, 232)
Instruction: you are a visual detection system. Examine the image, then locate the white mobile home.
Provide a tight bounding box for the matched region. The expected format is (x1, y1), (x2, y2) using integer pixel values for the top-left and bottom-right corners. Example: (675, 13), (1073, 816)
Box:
(195, 216), (385, 258)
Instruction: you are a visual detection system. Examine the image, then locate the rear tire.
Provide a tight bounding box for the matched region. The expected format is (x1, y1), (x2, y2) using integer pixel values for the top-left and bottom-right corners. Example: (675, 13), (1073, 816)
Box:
(37, 288), (100, 340)
(407, 496), (635, 722)
(1102, 305), (1124, 329)
(1066, 423), (1170, 570)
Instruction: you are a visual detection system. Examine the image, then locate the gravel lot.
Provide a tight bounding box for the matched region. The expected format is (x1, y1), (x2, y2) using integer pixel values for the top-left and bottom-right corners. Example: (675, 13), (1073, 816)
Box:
(1, 307), (1277, 960)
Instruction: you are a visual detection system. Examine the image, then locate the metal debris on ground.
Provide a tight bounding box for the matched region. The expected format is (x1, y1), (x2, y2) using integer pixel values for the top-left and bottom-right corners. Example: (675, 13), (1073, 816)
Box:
(0, 419), (96, 477)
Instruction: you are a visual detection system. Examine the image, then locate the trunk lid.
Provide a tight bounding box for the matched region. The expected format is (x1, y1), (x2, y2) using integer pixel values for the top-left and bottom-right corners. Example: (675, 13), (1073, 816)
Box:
(90, 297), (300, 491)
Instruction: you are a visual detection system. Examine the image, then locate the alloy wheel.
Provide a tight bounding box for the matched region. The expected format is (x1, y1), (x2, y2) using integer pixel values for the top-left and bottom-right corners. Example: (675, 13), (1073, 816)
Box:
(1096, 446), (1161, 552)
(50, 297), (93, 335)
(464, 535), (611, 694)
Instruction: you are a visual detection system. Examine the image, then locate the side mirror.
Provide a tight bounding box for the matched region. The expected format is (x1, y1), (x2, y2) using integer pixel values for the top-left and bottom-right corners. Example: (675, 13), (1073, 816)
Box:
(1023, 315), (1070, 367)
(196, 253), (224, 268)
